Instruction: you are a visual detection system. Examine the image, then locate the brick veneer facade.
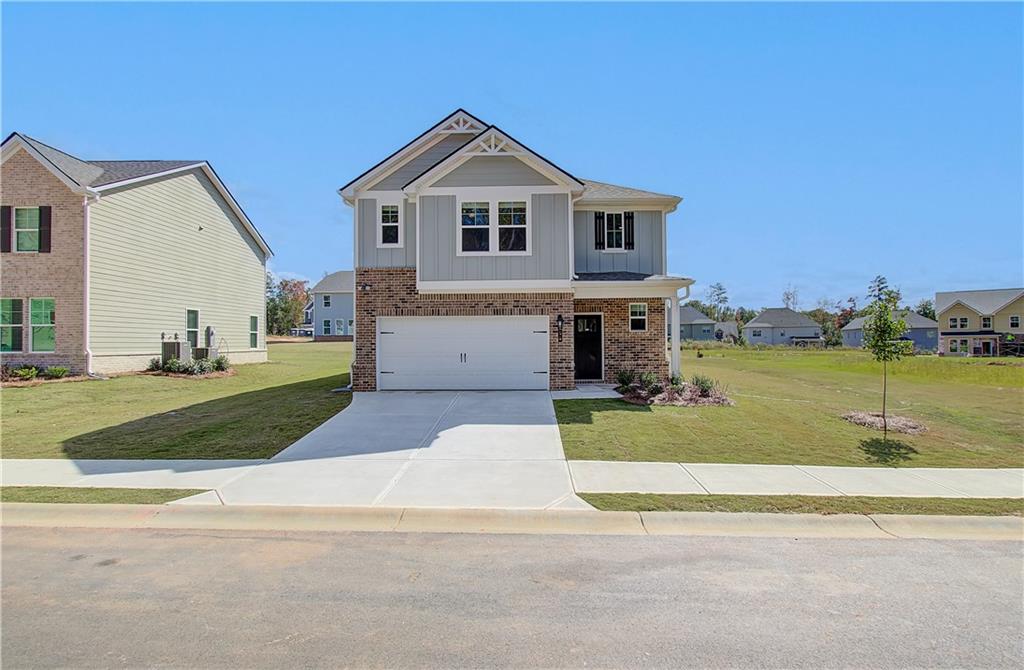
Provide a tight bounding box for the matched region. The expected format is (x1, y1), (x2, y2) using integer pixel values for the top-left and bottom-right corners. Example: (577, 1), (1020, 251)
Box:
(574, 297), (669, 384)
(353, 268), (575, 391)
(0, 149), (87, 373)
(314, 335), (354, 342)
(352, 268), (670, 390)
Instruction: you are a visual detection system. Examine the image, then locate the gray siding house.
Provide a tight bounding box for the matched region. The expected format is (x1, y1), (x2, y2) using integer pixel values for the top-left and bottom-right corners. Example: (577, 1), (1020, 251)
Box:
(310, 270), (354, 341)
(339, 109), (694, 391)
(676, 305), (715, 340)
(842, 310), (938, 351)
(742, 308), (822, 346)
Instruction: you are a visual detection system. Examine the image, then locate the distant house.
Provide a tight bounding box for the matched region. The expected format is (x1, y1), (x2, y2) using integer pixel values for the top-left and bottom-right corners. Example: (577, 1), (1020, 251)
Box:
(677, 305), (716, 340)
(842, 311), (938, 351)
(742, 308), (822, 346)
(935, 288), (1024, 356)
(289, 300), (314, 337)
(714, 321), (739, 343)
(310, 270), (354, 341)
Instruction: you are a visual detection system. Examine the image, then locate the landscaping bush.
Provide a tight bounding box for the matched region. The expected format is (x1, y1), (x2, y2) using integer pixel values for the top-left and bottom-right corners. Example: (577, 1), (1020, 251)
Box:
(670, 373), (682, 387)
(188, 358), (215, 375)
(42, 366), (69, 379)
(162, 358), (187, 374)
(12, 366), (38, 381)
(690, 373), (717, 398)
(212, 355), (230, 372)
(615, 369), (637, 388)
(638, 371), (662, 395)
(146, 357), (162, 372)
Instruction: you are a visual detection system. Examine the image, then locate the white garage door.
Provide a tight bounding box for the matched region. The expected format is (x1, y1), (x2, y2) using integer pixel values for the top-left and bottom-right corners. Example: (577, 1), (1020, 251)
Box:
(377, 316), (549, 390)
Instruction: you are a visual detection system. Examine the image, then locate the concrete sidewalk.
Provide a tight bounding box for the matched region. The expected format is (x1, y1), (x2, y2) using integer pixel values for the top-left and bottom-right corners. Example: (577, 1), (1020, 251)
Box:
(569, 461), (1024, 498)
(1, 459), (261, 489)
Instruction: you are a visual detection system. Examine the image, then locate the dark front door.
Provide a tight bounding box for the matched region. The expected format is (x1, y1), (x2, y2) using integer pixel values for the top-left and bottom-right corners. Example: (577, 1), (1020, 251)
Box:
(574, 315), (602, 380)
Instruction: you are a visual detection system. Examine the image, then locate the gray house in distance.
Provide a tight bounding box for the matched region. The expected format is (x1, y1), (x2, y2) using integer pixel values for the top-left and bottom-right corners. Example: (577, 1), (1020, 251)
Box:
(742, 308), (822, 346)
(678, 305), (716, 340)
(714, 320), (739, 342)
(842, 310), (938, 351)
(310, 270), (354, 341)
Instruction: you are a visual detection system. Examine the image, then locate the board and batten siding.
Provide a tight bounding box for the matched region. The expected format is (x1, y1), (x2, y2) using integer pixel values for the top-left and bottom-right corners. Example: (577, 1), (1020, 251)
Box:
(367, 134), (476, 191)
(88, 168), (267, 371)
(431, 156), (556, 188)
(573, 210), (665, 275)
(418, 193), (570, 282)
(357, 198), (416, 267)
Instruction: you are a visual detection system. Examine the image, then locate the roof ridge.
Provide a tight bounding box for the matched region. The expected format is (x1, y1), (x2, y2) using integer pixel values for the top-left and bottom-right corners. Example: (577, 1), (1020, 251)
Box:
(88, 159), (203, 164)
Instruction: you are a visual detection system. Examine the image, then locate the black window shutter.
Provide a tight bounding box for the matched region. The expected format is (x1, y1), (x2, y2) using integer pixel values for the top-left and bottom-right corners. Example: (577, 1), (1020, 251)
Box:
(39, 206), (52, 253)
(594, 211), (605, 250)
(624, 212), (635, 250)
(0, 206), (10, 253)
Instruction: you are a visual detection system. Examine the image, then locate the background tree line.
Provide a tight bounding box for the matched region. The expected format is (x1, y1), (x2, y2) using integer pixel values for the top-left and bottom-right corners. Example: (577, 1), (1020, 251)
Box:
(265, 273), (310, 335)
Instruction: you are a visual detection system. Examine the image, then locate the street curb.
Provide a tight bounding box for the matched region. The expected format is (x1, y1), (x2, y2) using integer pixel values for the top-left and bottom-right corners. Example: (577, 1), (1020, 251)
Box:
(1, 504), (1021, 540)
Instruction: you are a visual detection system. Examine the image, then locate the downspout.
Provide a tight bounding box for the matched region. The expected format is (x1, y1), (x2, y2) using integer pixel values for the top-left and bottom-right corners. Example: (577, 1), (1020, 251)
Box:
(82, 192), (99, 376)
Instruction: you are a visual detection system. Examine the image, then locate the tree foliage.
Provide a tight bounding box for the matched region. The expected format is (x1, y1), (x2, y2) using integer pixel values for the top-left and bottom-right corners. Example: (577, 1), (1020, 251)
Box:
(265, 273), (310, 335)
(862, 289), (913, 440)
(915, 298), (936, 321)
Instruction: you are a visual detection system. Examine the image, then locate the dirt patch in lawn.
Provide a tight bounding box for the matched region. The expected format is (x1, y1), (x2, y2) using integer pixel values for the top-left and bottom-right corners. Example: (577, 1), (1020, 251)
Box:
(842, 411), (927, 435)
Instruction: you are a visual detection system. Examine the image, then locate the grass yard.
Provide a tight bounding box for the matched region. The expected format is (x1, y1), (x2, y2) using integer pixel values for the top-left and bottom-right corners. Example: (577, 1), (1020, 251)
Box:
(581, 493), (1024, 516)
(0, 487), (207, 504)
(557, 349), (1024, 468)
(1, 342), (352, 459)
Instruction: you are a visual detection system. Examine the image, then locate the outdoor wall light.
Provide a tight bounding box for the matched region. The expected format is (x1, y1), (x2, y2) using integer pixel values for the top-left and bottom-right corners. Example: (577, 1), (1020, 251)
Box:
(555, 314), (565, 342)
(358, 283), (372, 291)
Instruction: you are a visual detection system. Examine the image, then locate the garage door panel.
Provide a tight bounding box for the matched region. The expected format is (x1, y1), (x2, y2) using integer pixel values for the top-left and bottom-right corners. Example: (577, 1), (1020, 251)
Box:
(378, 316), (550, 390)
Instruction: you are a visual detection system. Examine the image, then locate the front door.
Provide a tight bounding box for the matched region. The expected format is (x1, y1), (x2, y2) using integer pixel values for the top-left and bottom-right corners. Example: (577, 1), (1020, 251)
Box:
(981, 340), (993, 356)
(574, 315), (602, 380)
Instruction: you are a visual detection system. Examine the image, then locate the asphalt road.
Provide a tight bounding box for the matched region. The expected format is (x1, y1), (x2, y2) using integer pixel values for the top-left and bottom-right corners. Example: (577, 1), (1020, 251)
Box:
(2, 527), (1021, 669)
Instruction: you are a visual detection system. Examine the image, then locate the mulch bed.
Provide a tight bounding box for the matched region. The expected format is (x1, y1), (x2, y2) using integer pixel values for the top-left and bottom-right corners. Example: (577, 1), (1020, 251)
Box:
(0, 375), (93, 388)
(842, 411), (927, 435)
(620, 384), (734, 407)
(140, 369), (237, 380)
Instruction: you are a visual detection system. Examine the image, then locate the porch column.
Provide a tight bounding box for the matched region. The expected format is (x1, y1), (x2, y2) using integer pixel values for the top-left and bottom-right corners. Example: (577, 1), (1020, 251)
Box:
(670, 294), (681, 378)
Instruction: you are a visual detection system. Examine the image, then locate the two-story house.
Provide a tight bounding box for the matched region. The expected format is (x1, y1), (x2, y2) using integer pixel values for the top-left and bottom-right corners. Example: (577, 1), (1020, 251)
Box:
(339, 110), (692, 391)
(936, 288), (1024, 356)
(0, 132), (271, 374)
(310, 270), (355, 341)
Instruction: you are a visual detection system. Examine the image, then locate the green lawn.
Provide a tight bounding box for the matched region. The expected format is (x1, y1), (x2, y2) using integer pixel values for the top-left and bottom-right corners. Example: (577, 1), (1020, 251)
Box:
(581, 493), (1024, 516)
(1, 342), (352, 459)
(557, 349), (1024, 468)
(0, 487), (207, 504)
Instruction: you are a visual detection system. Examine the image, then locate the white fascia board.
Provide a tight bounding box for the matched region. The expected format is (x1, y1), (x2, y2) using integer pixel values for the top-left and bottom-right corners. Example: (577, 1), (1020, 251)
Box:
(95, 162), (273, 257)
(572, 277), (693, 299)
(0, 140), (94, 195)
(574, 200), (680, 213)
(417, 279), (573, 294)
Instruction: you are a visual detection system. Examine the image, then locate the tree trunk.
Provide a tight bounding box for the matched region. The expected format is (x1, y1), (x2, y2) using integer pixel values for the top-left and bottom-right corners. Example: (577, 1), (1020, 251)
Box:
(882, 359), (888, 442)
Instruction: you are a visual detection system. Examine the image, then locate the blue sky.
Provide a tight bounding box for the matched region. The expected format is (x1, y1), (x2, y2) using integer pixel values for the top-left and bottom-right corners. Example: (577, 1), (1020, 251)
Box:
(3, 2), (1021, 310)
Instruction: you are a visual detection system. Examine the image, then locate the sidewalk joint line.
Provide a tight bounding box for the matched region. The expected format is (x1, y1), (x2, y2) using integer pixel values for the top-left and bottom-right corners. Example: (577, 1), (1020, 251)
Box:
(679, 464), (711, 494)
(792, 465), (848, 496)
(901, 470), (973, 498)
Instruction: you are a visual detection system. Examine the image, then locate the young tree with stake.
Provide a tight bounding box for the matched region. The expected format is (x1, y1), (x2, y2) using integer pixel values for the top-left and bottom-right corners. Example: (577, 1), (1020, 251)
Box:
(862, 289), (912, 441)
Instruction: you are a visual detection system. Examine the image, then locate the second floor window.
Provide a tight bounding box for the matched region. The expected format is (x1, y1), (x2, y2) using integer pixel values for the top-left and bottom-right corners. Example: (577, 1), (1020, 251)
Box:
(982, 316), (992, 330)
(959, 317), (969, 329)
(605, 213), (624, 250)
(15, 207), (40, 252)
(498, 201), (527, 252)
(380, 204), (401, 246)
(948, 317), (957, 329)
(1011, 316), (1021, 329)
(323, 295), (331, 308)
(460, 202), (490, 252)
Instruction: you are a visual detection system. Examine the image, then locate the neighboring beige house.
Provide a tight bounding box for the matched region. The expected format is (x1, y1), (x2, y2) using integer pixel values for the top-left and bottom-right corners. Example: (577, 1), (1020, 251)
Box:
(935, 288), (1024, 356)
(0, 132), (272, 375)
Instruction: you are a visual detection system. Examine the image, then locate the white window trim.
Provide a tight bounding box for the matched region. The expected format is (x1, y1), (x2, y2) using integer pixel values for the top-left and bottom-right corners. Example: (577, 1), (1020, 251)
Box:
(376, 199), (404, 249)
(249, 315), (259, 349)
(13, 206), (40, 254)
(629, 302), (648, 332)
(0, 298), (24, 353)
(981, 316), (993, 330)
(948, 317), (957, 329)
(601, 211), (626, 253)
(185, 308), (200, 349)
(323, 294), (331, 308)
(455, 194), (532, 257)
(959, 317), (969, 329)
(752, 329), (763, 337)
(1010, 315), (1021, 329)
(29, 297), (56, 354)
(322, 319), (332, 336)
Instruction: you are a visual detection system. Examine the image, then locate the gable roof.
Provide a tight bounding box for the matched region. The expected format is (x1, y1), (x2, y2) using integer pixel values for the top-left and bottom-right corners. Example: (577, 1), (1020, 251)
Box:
(310, 270), (354, 293)
(577, 179), (682, 211)
(842, 310), (939, 332)
(743, 308), (820, 329)
(935, 288), (1024, 316)
(1, 132), (272, 256)
(679, 305), (715, 324)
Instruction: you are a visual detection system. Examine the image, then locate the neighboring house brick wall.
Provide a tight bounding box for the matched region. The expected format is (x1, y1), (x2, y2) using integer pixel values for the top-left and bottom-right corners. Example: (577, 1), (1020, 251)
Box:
(312, 292), (355, 340)
(88, 168), (268, 373)
(353, 268), (574, 391)
(574, 298), (668, 384)
(0, 149), (87, 373)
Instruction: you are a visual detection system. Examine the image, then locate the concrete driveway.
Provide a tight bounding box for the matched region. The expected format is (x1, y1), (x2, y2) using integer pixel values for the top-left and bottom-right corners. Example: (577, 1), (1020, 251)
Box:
(214, 391), (591, 509)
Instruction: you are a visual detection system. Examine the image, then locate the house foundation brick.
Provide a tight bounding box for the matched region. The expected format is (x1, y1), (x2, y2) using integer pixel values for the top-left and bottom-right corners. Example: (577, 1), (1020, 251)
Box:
(574, 297), (669, 384)
(353, 268), (574, 391)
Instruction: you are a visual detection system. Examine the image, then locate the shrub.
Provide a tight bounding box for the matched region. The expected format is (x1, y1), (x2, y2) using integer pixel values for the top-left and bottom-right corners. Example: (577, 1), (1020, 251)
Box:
(188, 358), (215, 375)
(615, 369), (637, 388)
(12, 366), (38, 381)
(146, 357), (162, 372)
(162, 358), (186, 374)
(43, 366), (69, 379)
(638, 371), (662, 395)
(690, 373), (717, 398)
(212, 355), (230, 372)
(670, 373), (682, 387)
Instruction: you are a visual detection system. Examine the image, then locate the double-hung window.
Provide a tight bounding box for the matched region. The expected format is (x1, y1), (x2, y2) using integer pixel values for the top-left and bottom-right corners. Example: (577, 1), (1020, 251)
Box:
(629, 303), (647, 332)
(752, 329), (762, 337)
(1, 299), (23, 352)
(460, 201), (490, 252)
(14, 208), (40, 252)
(323, 294), (331, 308)
(959, 317), (969, 329)
(497, 201), (527, 252)
(185, 309), (199, 348)
(604, 213), (624, 250)
(948, 317), (957, 329)
(379, 204), (401, 247)
(322, 319), (331, 336)
(30, 298), (55, 352)
(249, 316), (259, 349)
(982, 316), (993, 330)
(1011, 315), (1021, 329)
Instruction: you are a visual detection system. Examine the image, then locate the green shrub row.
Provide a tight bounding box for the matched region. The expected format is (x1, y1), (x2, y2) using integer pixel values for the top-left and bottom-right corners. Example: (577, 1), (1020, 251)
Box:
(0, 364), (70, 381)
(148, 355), (230, 376)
